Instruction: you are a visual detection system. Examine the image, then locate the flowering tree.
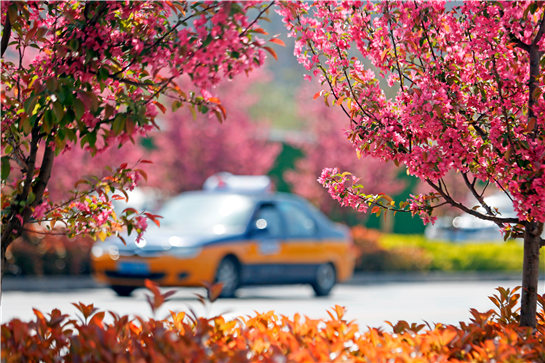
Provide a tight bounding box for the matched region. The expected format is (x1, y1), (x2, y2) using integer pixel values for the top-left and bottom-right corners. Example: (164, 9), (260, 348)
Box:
(284, 84), (404, 222)
(146, 73), (281, 194)
(47, 71), (280, 199)
(1, 1), (280, 266)
(279, 1), (545, 327)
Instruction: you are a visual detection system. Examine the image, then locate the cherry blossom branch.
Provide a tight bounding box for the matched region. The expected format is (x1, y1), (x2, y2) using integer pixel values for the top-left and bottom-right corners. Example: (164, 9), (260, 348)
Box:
(413, 2), (438, 64)
(425, 179), (519, 225)
(532, 11), (545, 46)
(31, 146), (55, 209)
(508, 33), (531, 52)
(386, 5), (406, 93)
(143, 76), (176, 106)
(462, 172), (496, 218)
(145, 4), (216, 51)
(240, 1), (275, 37)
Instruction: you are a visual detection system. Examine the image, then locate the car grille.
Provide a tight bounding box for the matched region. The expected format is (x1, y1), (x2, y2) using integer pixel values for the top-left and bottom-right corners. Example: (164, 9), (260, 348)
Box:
(118, 248), (167, 257)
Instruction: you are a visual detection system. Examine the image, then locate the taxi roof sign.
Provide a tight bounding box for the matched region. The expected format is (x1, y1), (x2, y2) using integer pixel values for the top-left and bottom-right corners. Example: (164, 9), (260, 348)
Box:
(203, 173), (273, 194)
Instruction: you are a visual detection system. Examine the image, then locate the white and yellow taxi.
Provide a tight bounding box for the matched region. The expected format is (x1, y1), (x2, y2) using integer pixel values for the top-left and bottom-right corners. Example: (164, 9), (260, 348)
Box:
(92, 175), (355, 298)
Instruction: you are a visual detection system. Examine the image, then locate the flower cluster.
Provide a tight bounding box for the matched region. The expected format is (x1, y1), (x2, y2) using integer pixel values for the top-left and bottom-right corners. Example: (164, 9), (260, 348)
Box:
(278, 1), (545, 229)
(1, 1), (278, 246)
(319, 168), (439, 224)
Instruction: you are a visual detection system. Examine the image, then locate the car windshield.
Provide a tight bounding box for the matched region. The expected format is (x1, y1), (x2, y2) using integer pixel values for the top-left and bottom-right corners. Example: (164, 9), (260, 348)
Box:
(158, 193), (255, 235)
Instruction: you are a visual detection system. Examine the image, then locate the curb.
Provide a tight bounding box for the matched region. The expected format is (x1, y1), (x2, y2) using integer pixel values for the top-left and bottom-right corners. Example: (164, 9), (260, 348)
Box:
(3, 276), (102, 292)
(344, 271), (544, 285)
(3, 272), (542, 292)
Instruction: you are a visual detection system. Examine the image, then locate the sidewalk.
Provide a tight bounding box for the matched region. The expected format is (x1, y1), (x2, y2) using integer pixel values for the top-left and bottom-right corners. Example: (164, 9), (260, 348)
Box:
(4, 271), (541, 292)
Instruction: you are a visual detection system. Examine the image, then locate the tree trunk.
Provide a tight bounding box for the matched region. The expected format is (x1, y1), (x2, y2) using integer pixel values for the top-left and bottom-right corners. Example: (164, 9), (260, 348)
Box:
(520, 221), (542, 328)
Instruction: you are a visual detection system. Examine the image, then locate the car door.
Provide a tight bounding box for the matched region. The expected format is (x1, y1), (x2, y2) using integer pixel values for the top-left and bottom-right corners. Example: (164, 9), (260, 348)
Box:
(276, 200), (321, 283)
(242, 203), (285, 284)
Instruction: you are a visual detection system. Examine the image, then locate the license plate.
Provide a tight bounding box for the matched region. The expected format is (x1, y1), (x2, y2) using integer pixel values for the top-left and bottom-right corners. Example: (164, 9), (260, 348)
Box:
(117, 261), (149, 275)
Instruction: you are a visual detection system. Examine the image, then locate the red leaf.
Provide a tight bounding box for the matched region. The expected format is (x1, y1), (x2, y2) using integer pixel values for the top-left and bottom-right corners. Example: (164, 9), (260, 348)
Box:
(253, 28), (268, 35)
(139, 159), (153, 164)
(208, 97), (221, 104)
(153, 101), (167, 114)
(218, 104), (227, 120)
(136, 169), (148, 182)
(269, 38), (286, 47)
(313, 91), (321, 100)
(89, 311), (105, 328)
(263, 46), (278, 61)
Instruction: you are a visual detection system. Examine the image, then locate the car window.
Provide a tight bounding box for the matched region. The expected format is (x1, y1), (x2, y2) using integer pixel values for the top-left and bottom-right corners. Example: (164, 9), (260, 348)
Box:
(159, 193), (254, 235)
(278, 201), (316, 238)
(253, 204), (283, 238)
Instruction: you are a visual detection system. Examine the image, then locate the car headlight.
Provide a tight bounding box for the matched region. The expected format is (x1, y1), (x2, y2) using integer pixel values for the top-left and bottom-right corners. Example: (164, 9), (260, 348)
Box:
(170, 247), (202, 259)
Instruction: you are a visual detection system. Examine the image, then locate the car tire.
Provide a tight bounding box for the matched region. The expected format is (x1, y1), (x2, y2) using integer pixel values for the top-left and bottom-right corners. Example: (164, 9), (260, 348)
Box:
(111, 285), (137, 297)
(213, 257), (240, 299)
(311, 263), (336, 297)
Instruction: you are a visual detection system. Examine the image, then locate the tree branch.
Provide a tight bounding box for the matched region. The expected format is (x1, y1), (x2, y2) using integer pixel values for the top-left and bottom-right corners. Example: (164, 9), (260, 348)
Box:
(1, 8), (12, 58)
(425, 179), (519, 225)
(240, 1), (275, 37)
(30, 145), (55, 209)
(462, 172), (496, 217)
(144, 4), (216, 51)
(509, 33), (531, 52)
(532, 11), (545, 46)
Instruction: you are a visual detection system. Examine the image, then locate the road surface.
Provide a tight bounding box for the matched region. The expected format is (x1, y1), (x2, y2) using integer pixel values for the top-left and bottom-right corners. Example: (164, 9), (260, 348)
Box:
(4, 279), (543, 329)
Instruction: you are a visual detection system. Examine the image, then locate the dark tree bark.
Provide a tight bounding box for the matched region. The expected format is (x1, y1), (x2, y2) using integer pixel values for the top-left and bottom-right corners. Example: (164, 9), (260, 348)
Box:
(518, 19), (545, 328)
(520, 221), (543, 328)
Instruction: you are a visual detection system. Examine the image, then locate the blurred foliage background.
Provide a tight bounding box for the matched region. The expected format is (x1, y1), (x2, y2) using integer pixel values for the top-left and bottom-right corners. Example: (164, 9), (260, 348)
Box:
(6, 10), (521, 277)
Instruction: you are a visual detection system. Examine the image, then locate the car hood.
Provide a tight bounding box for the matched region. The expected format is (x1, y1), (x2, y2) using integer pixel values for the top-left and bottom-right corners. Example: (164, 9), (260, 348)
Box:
(99, 225), (244, 254)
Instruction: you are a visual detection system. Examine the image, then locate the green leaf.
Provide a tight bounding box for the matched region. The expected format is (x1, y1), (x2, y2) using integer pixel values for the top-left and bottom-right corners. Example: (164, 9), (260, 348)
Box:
(46, 78), (58, 92)
(172, 100), (183, 112)
(189, 105), (197, 121)
(112, 114), (125, 136)
(98, 67), (109, 82)
(68, 38), (79, 51)
(87, 132), (97, 148)
(23, 95), (39, 114)
(52, 101), (64, 122)
(73, 98), (85, 120)
(43, 109), (53, 133)
(1, 157), (10, 181)
(202, 34), (213, 48)
(28, 191), (36, 205)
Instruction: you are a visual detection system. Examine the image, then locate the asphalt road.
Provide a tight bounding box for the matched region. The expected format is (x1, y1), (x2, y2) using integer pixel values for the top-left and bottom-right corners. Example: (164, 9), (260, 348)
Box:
(4, 279), (543, 329)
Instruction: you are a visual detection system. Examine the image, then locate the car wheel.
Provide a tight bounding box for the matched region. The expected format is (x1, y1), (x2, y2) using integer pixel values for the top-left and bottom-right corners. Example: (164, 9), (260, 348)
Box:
(311, 263), (336, 297)
(111, 285), (137, 297)
(213, 257), (239, 298)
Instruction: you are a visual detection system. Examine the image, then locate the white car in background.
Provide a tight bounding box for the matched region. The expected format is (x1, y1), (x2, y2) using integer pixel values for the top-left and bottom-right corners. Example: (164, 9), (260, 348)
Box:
(425, 193), (516, 242)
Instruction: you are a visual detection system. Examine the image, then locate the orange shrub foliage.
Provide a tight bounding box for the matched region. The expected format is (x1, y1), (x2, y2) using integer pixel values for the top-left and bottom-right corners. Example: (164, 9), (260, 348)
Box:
(2, 284), (545, 362)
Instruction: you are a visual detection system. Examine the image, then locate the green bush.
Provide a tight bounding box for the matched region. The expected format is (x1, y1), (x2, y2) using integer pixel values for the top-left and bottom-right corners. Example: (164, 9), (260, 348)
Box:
(380, 234), (545, 272)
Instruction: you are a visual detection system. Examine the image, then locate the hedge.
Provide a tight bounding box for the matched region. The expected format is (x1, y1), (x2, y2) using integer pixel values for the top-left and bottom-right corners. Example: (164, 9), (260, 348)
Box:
(352, 226), (545, 272)
(2, 281), (545, 362)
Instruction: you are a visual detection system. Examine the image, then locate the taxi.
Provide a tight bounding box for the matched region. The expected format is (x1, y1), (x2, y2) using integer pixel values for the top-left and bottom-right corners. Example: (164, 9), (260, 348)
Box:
(91, 174), (355, 298)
